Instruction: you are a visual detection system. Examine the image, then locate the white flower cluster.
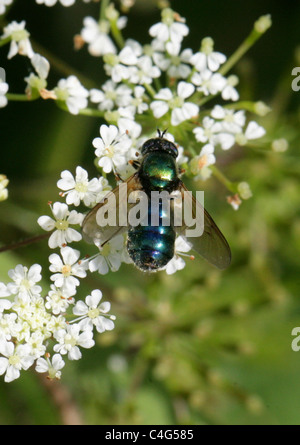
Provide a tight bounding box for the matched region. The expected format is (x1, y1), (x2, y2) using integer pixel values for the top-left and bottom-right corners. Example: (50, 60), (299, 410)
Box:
(77, 6), (267, 201)
(0, 6), (267, 163)
(0, 261), (115, 382)
(0, 4), (272, 382)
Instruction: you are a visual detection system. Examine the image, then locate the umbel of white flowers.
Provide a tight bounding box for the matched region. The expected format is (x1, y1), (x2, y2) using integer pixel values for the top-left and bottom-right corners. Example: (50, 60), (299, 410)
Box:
(0, 1), (274, 382)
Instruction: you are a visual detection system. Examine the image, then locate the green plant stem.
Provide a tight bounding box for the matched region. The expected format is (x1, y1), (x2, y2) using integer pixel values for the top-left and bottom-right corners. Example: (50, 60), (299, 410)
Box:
(0, 233), (50, 254)
(6, 93), (38, 102)
(210, 165), (236, 193)
(31, 39), (96, 89)
(100, 0), (110, 21)
(110, 20), (125, 49)
(0, 36), (10, 47)
(144, 82), (156, 99)
(219, 28), (266, 76)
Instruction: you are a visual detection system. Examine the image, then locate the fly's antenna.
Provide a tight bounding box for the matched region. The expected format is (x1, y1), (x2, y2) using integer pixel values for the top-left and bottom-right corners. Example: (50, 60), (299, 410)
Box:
(157, 128), (168, 138)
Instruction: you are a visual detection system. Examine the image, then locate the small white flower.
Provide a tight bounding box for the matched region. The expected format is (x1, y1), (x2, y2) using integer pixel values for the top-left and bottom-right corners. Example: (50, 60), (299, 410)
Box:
(166, 46), (193, 79)
(193, 117), (222, 145)
(198, 144), (216, 167)
(149, 8), (189, 45)
(38, 202), (83, 249)
(90, 80), (132, 111)
(191, 69), (226, 96)
(0, 342), (34, 382)
(81, 16), (117, 57)
(244, 121), (266, 139)
(0, 0), (13, 15)
(0, 283), (11, 312)
(0, 313), (20, 341)
(53, 324), (95, 360)
(190, 37), (226, 72)
(117, 116), (142, 144)
(165, 236), (193, 274)
(235, 121), (266, 146)
(73, 289), (116, 333)
(35, 353), (65, 380)
(45, 284), (74, 315)
(199, 106), (246, 150)
(0, 78), (8, 108)
(93, 124), (131, 174)
(49, 246), (87, 296)
(150, 81), (199, 126)
(129, 86), (149, 114)
(27, 331), (46, 359)
(33, 53), (50, 78)
(89, 235), (125, 274)
(7, 264), (42, 301)
(211, 105), (246, 133)
(11, 296), (52, 341)
(1, 21), (34, 59)
(46, 314), (67, 336)
(54, 75), (89, 115)
(103, 50), (133, 83)
(190, 144), (215, 180)
(221, 75), (239, 101)
(127, 55), (161, 85)
(25, 53), (50, 93)
(152, 39), (193, 79)
(214, 132), (236, 150)
(57, 166), (111, 207)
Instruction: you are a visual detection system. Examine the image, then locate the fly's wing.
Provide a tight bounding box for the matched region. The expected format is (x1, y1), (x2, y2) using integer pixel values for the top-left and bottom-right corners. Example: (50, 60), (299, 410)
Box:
(173, 182), (231, 269)
(82, 173), (143, 248)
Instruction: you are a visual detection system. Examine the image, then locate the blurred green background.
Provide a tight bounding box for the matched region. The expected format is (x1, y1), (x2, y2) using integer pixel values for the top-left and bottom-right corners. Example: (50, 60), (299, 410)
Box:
(0, 0), (300, 425)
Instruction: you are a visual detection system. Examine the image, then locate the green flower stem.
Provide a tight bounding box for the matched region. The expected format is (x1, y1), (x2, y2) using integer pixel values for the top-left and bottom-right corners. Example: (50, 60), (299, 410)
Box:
(225, 100), (271, 116)
(0, 36), (11, 47)
(143, 82), (157, 99)
(187, 144), (197, 157)
(0, 232), (50, 254)
(219, 28), (268, 77)
(197, 92), (216, 107)
(6, 93), (38, 102)
(225, 101), (258, 112)
(100, 0), (111, 20)
(110, 20), (125, 49)
(210, 165), (237, 193)
(31, 39), (96, 89)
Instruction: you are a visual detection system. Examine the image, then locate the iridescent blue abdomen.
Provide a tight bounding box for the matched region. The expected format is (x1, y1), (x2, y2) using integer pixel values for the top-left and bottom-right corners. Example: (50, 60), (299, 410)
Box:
(127, 200), (175, 271)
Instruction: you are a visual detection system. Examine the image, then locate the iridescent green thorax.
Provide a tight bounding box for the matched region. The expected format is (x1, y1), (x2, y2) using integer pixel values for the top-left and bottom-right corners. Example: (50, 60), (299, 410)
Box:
(139, 151), (179, 192)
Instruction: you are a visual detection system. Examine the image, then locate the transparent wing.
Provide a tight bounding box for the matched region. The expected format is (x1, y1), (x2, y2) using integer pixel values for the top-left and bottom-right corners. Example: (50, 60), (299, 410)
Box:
(174, 182), (231, 269)
(82, 173), (143, 248)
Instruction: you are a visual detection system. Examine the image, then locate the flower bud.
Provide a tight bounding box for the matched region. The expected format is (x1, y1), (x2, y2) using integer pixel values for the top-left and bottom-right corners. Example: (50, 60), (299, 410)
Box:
(254, 14), (272, 34)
